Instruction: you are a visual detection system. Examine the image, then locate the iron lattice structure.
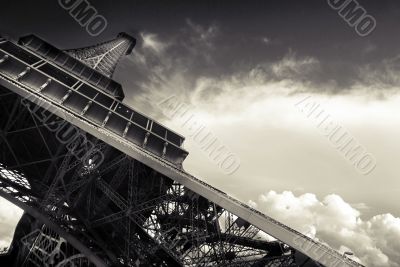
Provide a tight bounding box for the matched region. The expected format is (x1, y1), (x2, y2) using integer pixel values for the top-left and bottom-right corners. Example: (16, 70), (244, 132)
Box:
(65, 33), (135, 79)
(0, 33), (364, 267)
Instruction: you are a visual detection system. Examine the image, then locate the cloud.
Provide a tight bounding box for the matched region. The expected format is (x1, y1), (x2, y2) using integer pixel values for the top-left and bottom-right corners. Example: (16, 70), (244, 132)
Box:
(115, 23), (400, 267)
(0, 18), (398, 267)
(261, 37), (271, 45)
(140, 32), (169, 54)
(185, 18), (219, 49)
(120, 20), (400, 106)
(250, 191), (400, 267)
(358, 55), (400, 92)
(123, 35), (327, 116)
(363, 42), (377, 54)
(118, 21), (223, 118)
(0, 197), (23, 248)
(122, 23), (398, 115)
(271, 51), (320, 80)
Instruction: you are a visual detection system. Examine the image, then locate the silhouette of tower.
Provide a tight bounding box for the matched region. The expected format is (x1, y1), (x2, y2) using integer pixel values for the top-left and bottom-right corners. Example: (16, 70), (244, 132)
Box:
(0, 33), (363, 267)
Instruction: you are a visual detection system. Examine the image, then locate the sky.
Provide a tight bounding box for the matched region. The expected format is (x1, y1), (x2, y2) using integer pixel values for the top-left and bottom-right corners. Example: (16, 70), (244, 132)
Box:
(0, 0), (399, 266)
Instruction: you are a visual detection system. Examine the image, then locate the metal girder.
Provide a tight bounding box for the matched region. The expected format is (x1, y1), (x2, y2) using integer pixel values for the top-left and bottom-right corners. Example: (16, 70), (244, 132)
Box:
(65, 33), (136, 78)
(0, 189), (107, 267)
(0, 33), (364, 267)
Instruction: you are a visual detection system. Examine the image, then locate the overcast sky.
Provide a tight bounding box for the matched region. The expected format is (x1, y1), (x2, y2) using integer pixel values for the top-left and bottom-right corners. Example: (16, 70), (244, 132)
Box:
(0, 1), (399, 266)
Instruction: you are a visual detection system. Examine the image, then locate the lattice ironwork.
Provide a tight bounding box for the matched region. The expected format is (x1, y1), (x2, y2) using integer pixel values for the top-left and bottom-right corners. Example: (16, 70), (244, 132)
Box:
(65, 33), (135, 78)
(0, 34), (364, 267)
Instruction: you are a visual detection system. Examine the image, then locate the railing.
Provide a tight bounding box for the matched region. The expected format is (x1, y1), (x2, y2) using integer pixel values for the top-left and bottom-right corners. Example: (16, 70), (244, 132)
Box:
(0, 40), (188, 166)
(0, 38), (364, 267)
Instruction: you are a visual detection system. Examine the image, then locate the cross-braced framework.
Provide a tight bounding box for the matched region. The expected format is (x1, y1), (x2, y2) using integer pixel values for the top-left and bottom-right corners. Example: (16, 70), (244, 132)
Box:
(20, 226), (91, 267)
(0, 138), (296, 266)
(0, 33), (364, 267)
(65, 33), (135, 78)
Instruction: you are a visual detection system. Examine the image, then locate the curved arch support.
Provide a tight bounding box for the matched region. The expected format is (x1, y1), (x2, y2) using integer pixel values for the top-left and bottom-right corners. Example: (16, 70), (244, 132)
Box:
(0, 190), (107, 267)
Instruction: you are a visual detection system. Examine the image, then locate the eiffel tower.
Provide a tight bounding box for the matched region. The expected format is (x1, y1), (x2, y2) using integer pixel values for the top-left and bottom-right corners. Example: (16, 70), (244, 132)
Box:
(0, 32), (364, 267)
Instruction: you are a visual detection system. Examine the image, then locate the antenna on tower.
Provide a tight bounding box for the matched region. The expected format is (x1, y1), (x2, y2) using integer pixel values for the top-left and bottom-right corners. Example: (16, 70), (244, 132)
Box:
(65, 32), (136, 78)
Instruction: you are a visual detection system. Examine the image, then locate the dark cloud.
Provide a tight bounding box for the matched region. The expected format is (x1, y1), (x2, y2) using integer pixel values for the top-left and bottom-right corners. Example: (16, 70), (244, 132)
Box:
(1, 0), (400, 98)
(114, 20), (400, 110)
(0, 1), (399, 263)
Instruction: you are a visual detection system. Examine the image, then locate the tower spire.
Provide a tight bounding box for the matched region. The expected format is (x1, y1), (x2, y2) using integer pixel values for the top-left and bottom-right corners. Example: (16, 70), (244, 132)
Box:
(65, 32), (136, 78)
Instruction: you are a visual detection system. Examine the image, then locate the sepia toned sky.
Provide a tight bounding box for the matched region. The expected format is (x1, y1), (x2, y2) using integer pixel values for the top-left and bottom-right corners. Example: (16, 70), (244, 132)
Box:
(0, 0), (399, 266)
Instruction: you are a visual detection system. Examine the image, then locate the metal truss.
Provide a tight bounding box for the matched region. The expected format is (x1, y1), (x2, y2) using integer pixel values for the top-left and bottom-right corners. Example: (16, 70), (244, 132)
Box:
(0, 33), (364, 267)
(20, 226), (92, 267)
(0, 93), (299, 266)
(0, 112), (299, 266)
(65, 33), (135, 78)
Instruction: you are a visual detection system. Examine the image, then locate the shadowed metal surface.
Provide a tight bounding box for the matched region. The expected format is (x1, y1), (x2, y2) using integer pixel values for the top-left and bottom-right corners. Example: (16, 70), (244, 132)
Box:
(0, 34), (364, 267)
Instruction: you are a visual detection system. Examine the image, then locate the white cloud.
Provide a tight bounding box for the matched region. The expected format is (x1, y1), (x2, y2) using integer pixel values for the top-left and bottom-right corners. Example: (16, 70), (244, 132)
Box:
(271, 51), (320, 80)
(0, 19), (398, 267)
(140, 32), (168, 54)
(251, 191), (400, 267)
(261, 37), (271, 45)
(0, 198), (23, 248)
(121, 25), (400, 267)
(123, 26), (400, 220)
